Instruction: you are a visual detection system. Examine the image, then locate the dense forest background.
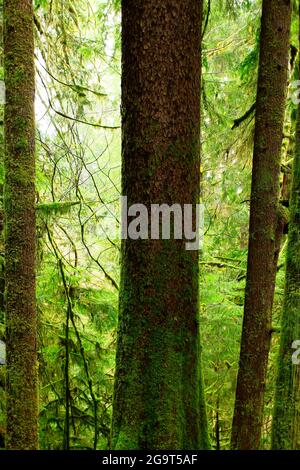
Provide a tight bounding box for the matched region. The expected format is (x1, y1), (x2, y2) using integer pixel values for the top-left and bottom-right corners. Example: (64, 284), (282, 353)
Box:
(0, 0), (300, 451)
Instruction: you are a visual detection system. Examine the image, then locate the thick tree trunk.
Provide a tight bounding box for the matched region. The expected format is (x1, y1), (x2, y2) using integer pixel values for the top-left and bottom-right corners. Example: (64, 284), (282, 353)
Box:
(111, 0), (209, 450)
(271, 6), (300, 449)
(4, 0), (38, 449)
(231, 0), (291, 450)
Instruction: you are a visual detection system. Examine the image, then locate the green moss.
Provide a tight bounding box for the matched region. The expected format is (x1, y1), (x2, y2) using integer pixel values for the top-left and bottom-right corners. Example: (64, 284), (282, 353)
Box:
(272, 101), (300, 449)
(3, 0), (38, 450)
(231, 0), (292, 450)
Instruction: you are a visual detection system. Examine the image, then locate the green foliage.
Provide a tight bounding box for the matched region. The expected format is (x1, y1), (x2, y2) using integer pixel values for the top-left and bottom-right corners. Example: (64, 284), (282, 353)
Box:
(0, 0), (296, 451)
(38, 254), (118, 449)
(37, 201), (81, 218)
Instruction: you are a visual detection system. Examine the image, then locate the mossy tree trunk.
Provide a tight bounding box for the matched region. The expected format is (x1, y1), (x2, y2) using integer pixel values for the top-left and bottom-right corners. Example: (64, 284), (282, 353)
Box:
(111, 0), (209, 450)
(231, 0), (291, 450)
(4, 0), (38, 449)
(271, 4), (300, 450)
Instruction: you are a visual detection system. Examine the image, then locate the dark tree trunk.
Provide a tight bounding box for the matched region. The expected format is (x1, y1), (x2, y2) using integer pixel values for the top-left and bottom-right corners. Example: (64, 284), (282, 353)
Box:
(111, 0), (209, 450)
(231, 0), (291, 450)
(271, 4), (300, 450)
(4, 0), (38, 449)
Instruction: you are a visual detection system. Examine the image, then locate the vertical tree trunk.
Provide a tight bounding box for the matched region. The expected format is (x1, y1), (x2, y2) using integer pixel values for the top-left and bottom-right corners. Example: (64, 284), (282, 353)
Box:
(111, 0), (209, 450)
(271, 4), (300, 449)
(231, 0), (291, 450)
(4, 0), (38, 449)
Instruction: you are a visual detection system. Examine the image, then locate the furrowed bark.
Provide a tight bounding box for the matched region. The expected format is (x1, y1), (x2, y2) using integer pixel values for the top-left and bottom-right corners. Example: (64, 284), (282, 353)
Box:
(111, 0), (209, 450)
(271, 3), (300, 450)
(4, 0), (38, 449)
(231, 0), (291, 450)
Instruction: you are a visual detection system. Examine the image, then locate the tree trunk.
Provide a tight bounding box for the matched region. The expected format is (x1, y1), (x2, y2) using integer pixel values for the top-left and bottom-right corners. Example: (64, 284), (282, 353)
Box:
(271, 4), (300, 449)
(111, 0), (209, 450)
(4, 0), (38, 449)
(231, 0), (291, 450)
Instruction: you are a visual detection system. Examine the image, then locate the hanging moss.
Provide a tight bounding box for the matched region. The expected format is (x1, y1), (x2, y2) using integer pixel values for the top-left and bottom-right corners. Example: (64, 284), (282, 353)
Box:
(36, 201), (80, 218)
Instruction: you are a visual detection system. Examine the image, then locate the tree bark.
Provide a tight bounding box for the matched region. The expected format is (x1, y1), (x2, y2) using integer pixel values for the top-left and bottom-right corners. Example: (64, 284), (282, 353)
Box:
(111, 0), (209, 450)
(271, 4), (300, 450)
(231, 0), (291, 450)
(4, 0), (38, 449)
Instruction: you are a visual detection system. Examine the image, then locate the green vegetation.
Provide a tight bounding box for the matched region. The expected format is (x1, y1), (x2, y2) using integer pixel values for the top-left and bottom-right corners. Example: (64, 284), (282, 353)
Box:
(1, 0), (300, 450)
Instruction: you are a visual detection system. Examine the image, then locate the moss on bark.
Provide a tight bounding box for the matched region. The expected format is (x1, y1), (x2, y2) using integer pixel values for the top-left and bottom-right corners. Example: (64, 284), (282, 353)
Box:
(271, 4), (300, 450)
(231, 0), (292, 450)
(111, 0), (209, 450)
(4, 0), (38, 450)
